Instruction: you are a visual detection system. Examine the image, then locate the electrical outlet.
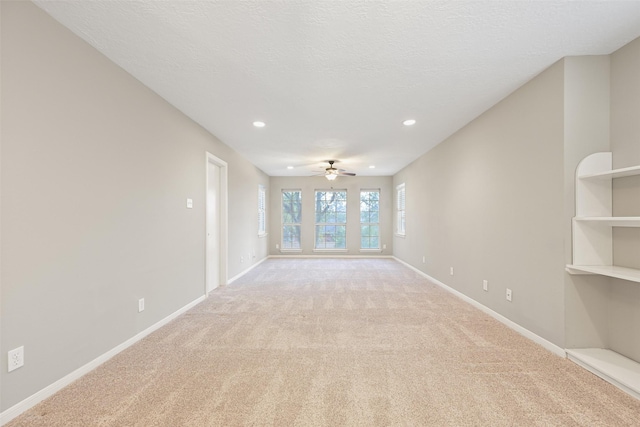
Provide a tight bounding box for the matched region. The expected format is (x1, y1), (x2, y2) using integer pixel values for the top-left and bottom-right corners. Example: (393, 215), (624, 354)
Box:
(186, 198), (193, 209)
(240, 255), (244, 263)
(483, 280), (488, 292)
(450, 267), (454, 276)
(422, 256), (426, 263)
(138, 298), (145, 313)
(506, 288), (512, 302)
(8, 346), (24, 372)
(383, 244), (386, 249)
(276, 244), (279, 249)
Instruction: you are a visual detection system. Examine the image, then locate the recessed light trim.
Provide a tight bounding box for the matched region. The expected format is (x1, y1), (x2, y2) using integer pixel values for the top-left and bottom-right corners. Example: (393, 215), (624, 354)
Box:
(402, 119), (416, 126)
(253, 121), (266, 128)
(287, 166), (294, 169)
(369, 165), (375, 169)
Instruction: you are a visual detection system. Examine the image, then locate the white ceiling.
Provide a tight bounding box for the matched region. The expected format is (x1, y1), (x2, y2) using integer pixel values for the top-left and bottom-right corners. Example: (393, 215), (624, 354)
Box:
(34, 1), (640, 177)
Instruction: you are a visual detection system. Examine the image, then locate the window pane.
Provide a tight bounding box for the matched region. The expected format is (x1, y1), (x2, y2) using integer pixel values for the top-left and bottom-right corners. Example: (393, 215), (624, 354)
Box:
(360, 190), (380, 249)
(282, 191), (301, 249)
(315, 190), (347, 249)
(258, 186), (266, 235)
(282, 225), (301, 249)
(335, 225), (346, 249)
(396, 184), (405, 235)
(324, 211), (333, 223)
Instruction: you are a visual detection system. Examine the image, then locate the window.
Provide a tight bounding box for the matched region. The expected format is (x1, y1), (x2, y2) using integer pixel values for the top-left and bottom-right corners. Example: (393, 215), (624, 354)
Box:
(282, 190), (302, 249)
(258, 185), (266, 236)
(360, 190), (380, 249)
(315, 190), (347, 249)
(396, 183), (405, 235)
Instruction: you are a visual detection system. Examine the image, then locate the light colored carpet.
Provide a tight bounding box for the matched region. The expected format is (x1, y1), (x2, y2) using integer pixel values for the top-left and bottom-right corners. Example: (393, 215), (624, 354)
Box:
(8, 258), (640, 426)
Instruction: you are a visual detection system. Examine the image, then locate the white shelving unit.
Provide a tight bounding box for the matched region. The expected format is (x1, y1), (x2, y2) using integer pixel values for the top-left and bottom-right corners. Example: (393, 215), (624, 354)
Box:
(574, 216), (640, 227)
(567, 348), (640, 400)
(566, 152), (640, 283)
(566, 151), (640, 399)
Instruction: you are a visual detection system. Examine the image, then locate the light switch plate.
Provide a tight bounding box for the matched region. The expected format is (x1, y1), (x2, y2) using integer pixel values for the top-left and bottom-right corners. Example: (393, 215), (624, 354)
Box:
(186, 198), (193, 209)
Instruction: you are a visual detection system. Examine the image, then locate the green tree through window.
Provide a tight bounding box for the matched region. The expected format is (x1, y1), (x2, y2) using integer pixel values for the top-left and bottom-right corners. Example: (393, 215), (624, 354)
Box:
(360, 190), (380, 249)
(282, 190), (301, 249)
(315, 190), (346, 249)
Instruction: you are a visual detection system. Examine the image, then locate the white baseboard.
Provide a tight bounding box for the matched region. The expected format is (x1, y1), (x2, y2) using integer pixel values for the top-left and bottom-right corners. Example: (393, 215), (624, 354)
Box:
(393, 257), (566, 358)
(227, 256), (269, 284)
(0, 295), (207, 426)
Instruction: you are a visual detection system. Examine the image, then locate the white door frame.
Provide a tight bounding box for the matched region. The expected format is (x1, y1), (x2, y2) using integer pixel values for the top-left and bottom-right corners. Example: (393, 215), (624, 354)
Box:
(206, 152), (228, 292)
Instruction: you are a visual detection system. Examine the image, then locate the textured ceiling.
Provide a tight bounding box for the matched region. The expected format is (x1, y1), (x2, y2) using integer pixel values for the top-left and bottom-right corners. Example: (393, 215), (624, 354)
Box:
(34, 1), (640, 177)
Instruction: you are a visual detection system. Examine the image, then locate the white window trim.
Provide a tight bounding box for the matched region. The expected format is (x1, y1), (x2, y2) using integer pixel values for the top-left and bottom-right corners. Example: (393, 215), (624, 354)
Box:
(281, 189), (302, 250)
(396, 183), (406, 237)
(360, 188), (381, 250)
(258, 185), (266, 237)
(314, 189), (347, 251)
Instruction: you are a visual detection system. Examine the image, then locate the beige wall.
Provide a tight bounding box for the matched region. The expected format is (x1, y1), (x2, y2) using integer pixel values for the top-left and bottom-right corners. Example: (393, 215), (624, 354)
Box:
(394, 61), (567, 347)
(609, 37), (640, 361)
(269, 176), (393, 256)
(1, 1), (268, 411)
(562, 56), (612, 350)
(392, 40), (640, 354)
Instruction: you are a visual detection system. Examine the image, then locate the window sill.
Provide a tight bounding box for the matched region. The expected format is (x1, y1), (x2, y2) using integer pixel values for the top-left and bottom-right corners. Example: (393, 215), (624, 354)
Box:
(258, 233), (268, 238)
(395, 233), (406, 238)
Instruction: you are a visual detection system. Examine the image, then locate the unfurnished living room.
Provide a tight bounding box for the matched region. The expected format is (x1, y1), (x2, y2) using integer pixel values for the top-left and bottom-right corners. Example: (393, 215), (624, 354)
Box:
(2, 1), (640, 425)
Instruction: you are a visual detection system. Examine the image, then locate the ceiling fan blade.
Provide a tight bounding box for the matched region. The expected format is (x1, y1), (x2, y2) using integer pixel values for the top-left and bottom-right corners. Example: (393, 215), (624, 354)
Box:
(338, 172), (356, 176)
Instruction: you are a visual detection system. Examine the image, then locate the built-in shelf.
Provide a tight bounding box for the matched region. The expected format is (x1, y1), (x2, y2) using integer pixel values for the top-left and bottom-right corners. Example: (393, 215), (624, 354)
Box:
(566, 264), (640, 283)
(567, 348), (640, 400)
(579, 164), (640, 180)
(568, 153), (640, 282)
(567, 152), (640, 400)
(574, 217), (640, 227)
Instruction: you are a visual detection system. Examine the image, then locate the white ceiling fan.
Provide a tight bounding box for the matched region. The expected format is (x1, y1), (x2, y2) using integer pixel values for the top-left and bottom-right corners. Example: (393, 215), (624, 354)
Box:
(320, 160), (356, 181)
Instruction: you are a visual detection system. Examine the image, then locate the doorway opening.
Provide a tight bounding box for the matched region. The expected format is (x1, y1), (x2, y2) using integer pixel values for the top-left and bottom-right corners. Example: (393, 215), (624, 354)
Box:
(206, 152), (228, 293)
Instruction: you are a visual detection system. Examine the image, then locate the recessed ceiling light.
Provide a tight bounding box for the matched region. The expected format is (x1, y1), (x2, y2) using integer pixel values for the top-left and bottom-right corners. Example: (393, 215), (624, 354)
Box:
(253, 121), (266, 128)
(369, 165), (375, 169)
(403, 119), (416, 126)
(287, 166), (294, 169)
